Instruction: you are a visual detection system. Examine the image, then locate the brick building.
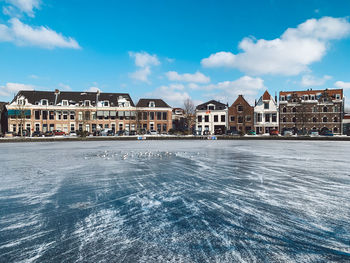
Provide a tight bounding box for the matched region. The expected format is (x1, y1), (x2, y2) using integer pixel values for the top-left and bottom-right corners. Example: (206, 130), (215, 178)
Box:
(6, 90), (172, 134)
(228, 95), (254, 133)
(279, 89), (344, 135)
(135, 99), (172, 133)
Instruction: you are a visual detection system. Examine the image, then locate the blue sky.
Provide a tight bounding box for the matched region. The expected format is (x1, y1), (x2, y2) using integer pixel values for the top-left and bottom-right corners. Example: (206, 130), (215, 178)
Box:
(1, 0), (350, 108)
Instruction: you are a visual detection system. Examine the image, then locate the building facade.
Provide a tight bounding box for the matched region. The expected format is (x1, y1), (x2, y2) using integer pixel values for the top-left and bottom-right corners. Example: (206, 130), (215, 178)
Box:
(228, 95), (254, 133)
(195, 100), (228, 135)
(0, 102), (8, 134)
(343, 114), (350, 136)
(135, 99), (172, 133)
(6, 90), (172, 134)
(254, 91), (278, 134)
(279, 89), (344, 135)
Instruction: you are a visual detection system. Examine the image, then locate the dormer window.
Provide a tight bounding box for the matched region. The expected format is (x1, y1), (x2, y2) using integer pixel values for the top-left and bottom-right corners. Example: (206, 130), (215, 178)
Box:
(62, 100), (68, 106)
(149, 101), (155, 107)
(208, 105), (215, 110)
(84, 100), (91, 107)
(41, 99), (48, 106)
(17, 99), (25, 105)
(311, 95), (315, 100)
(103, 101), (109, 107)
(280, 96), (285, 101)
(336, 94), (341, 100)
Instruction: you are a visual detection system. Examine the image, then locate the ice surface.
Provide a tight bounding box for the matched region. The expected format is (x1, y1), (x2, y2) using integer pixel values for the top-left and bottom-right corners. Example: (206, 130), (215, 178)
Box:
(0, 140), (350, 262)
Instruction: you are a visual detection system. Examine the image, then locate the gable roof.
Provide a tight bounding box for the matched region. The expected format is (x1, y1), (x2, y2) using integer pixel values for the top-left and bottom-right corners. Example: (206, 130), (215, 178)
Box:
(196, 100), (227, 110)
(136, 98), (171, 108)
(262, 90), (271, 101)
(231, 95), (252, 107)
(12, 90), (135, 106)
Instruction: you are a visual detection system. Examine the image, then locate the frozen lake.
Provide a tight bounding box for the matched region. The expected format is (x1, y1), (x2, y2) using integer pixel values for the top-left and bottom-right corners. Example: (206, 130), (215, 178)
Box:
(0, 140), (350, 262)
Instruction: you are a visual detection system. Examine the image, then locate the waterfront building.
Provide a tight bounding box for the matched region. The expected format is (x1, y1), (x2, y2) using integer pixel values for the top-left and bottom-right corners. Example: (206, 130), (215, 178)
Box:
(6, 90), (172, 134)
(279, 89), (344, 135)
(135, 99), (172, 133)
(254, 91), (279, 134)
(343, 114), (350, 136)
(195, 100), (228, 135)
(228, 95), (254, 133)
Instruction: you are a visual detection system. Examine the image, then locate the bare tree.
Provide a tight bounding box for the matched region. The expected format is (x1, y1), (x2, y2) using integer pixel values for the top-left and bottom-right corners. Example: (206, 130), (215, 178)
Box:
(183, 98), (195, 133)
(15, 103), (28, 137)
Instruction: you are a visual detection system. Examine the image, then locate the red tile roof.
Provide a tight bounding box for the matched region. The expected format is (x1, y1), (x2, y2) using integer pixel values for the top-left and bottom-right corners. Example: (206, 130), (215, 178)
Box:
(262, 90), (271, 100)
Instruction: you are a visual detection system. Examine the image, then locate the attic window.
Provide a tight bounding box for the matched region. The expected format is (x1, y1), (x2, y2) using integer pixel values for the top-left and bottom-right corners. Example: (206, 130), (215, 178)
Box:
(62, 100), (68, 106)
(208, 105), (215, 110)
(41, 99), (48, 106)
(84, 100), (91, 107)
(336, 94), (341, 100)
(17, 99), (25, 105)
(103, 101), (109, 107)
(149, 101), (155, 107)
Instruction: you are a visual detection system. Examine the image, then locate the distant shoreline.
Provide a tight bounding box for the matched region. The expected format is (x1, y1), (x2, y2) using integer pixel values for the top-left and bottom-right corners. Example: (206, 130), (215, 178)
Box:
(1, 135), (350, 143)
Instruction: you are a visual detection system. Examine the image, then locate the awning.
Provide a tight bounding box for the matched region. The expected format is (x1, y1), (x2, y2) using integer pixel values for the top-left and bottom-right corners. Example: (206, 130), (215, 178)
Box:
(7, 109), (31, 116)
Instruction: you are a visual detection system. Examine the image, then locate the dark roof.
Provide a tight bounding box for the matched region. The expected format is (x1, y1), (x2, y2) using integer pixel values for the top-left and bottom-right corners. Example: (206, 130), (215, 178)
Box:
(280, 89), (343, 98)
(12, 90), (135, 106)
(196, 100), (227, 110)
(136, 99), (171, 108)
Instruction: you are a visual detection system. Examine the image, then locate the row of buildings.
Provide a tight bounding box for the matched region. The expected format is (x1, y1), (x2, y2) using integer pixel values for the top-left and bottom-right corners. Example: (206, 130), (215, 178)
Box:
(0, 88), (348, 135)
(195, 89), (346, 135)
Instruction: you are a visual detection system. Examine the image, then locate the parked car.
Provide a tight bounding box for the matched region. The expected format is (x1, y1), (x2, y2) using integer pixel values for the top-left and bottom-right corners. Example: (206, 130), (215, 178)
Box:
(214, 129), (223, 135)
(320, 130), (334, 136)
(246, 130), (256, 135)
(32, 131), (43, 137)
(226, 130), (239, 136)
(283, 130), (293, 136)
(269, 129), (279, 136)
(129, 130), (137, 136)
(149, 130), (158, 135)
(69, 131), (77, 136)
(44, 131), (54, 137)
(107, 130), (115, 136)
(309, 130), (319, 137)
(53, 130), (65, 136)
(16, 130), (30, 137)
(117, 130), (126, 136)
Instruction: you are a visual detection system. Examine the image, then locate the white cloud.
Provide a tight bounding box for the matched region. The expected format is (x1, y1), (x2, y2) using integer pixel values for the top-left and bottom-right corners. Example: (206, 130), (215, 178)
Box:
(202, 17), (350, 76)
(334, 81), (350, 89)
(129, 66), (151, 83)
(301, 74), (332, 87)
(5, 0), (41, 17)
(58, 83), (71, 91)
(128, 51), (160, 83)
(86, 86), (101, 92)
(148, 85), (190, 107)
(0, 82), (35, 96)
(0, 18), (80, 49)
(128, 51), (160, 67)
(166, 71), (210, 83)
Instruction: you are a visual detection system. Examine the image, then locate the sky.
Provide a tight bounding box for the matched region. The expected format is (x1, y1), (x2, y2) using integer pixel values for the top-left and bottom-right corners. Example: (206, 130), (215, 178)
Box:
(1, 0), (350, 108)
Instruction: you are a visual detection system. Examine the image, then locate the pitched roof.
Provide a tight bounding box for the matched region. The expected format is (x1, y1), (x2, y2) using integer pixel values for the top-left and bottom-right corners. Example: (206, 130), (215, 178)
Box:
(231, 95), (252, 107)
(196, 100), (227, 110)
(12, 90), (135, 106)
(279, 89), (343, 98)
(136, 98), (171, 108)
(262, 90), (271, 101)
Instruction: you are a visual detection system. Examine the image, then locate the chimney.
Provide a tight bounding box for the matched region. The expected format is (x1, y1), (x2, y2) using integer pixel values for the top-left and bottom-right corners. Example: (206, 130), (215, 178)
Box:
(54, 89), (60, 105)
(254, 99), (257, 106)
(275, 92), (277, 102)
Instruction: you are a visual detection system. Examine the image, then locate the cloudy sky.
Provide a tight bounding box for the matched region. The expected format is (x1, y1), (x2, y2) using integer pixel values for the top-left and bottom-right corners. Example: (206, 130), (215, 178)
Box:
(0, 0), (350, 107)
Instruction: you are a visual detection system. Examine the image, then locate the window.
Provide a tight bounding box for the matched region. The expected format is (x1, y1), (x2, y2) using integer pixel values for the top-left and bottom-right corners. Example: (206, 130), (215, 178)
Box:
(104, 124), (109, 129)
(265, 114), (270, 122)
(49, 124), (54, 131)
(70, 112), (75, 120)
(282, 107), (287, 113)
(12, 124), (16, 132)
(63, 111), (68, 120)
(163, 124), (167, 132)
(313, 117), (317, 123)
(79, 124), (83, 131)
(246, 116), (251, 122)
(70, 124), (75, 131)
(237, 105), (243, 112)
(230, 116), (235, 122)
(157, 124), (161, 132)
(49, 111), (55, 120)
(272, 113), (277, 122)
(84, 111), (90, 120)
(92, 112), (96, 120)
(35, 123), (40, 131)
(282, 117), (286, 123)
(143, 112), (148, 120)
(238, 116), (243, 123)
(162, 112), (167, 120)
(150, 112), (154, 120)
(264, 103), (269, 109)
(198, 115), (202, 122)
(208, 105), (215, 110)
(311, 95), (315, 100)
(221, 115), (225, 122)
(334, 117), (338, 122)
(103, 101), (109, 107)
(84, 100), (90, 107)
(62, 100), (68, 106)
(119, 124), (123, 130)
(280, 96), (285, 101)
(336, 94), (341, 100)
(257, 113), (262, 122)
(205, 115), (209, 122)
(78, 112), (83, 121)
(150, 123), (154, 130)
(334, 127), (338, 133)
(313, 106), (318, 113)
(292, 117), (296, 123)
(149, 101), (155, 107)
(35, 110), (40, 120)
(57, 112), (62, 120)
(292, 107), (296, 113)
(205, 125), (209, 131)
(41, 99), (48, 105)
(323, 117), (327, 123)
(323, 107), (328, 113)
(42, 111), (48, 120)
(214, 115), (218, 122)
(334, 106), (338, 112)
(157, 112), (162, 120)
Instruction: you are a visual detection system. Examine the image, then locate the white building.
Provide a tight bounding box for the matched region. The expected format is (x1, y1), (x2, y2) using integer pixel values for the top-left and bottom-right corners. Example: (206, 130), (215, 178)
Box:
(195, 100), (228, 135)
(254, 90), (278, 134)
